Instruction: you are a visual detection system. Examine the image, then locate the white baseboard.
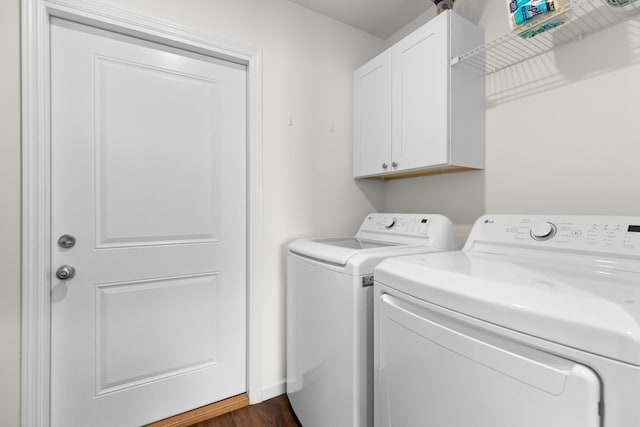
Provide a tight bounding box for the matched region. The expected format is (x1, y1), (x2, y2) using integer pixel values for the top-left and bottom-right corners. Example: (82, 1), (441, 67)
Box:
(261, 379), (286, 402)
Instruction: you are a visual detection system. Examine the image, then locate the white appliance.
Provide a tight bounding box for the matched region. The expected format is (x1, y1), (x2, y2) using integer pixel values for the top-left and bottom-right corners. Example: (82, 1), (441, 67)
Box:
(373, 214), (640, 427)
(287, 213), (455, 427)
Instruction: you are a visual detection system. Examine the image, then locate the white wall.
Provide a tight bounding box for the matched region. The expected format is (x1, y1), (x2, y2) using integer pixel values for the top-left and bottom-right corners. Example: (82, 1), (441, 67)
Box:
(381, 0), (640, 241)
(0, 0), (22, 426)
(5, 0), (640, 424)
(0, 1), (385, 423)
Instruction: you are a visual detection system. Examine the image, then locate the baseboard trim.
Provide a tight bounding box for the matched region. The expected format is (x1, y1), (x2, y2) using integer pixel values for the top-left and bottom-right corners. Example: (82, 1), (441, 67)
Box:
(262, 379), (286, 402)
(145, 393), (249, 427)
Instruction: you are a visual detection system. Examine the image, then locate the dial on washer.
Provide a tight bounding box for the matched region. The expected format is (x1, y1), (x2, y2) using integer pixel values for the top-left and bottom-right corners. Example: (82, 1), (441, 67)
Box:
(530, 222), (557, 241)
(383, 217), (396, 229)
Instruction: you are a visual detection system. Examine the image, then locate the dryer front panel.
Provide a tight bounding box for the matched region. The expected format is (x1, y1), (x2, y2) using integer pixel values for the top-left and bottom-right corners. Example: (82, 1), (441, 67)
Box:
(374, 287), (602, 427)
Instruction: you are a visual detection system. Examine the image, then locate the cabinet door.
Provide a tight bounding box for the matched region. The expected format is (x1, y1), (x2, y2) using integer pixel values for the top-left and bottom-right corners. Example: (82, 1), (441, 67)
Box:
(353, 50), (392, 178)
(392, 13), (449, 172)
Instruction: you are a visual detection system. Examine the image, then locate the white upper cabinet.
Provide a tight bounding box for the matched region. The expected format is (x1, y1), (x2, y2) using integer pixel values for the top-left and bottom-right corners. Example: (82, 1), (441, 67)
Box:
(353, 49), (392, 177)
(353, 11), (485, 179)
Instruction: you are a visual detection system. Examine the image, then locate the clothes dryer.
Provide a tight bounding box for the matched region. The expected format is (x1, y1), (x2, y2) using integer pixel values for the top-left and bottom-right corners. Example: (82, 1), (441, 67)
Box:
(287, 213), (455, 427)
(374, 214), (640, 427)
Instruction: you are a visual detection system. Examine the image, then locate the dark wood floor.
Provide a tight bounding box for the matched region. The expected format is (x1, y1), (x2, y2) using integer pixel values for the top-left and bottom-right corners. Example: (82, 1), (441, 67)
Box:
(190, 394), (302, 427)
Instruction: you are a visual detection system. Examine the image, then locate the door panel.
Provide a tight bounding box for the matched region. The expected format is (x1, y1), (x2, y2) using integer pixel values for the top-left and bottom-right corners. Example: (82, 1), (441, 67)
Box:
(376, 292), (601, 427)
(51, 18), (246, 427)
(95, 273), (220, 394)
(94, 57), (222, 247)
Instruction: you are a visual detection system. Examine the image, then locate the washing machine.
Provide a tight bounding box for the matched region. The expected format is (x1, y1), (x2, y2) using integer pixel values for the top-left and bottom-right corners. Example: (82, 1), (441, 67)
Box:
(286, 213), (455, 427)
(373, 214), (640, 427)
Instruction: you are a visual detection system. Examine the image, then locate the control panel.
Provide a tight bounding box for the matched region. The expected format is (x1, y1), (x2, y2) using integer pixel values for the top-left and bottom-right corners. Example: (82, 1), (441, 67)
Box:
(469, 215), (640, 252)
(358, 213), (449, 237)
(360, 213), (431, 236)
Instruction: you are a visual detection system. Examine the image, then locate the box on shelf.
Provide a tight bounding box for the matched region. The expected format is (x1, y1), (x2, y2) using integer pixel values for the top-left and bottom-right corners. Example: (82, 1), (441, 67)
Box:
(506, 0), (569, 38)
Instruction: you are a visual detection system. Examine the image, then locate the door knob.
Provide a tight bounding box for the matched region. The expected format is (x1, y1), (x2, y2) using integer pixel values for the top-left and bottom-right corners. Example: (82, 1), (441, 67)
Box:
(56, 265), (76, 280)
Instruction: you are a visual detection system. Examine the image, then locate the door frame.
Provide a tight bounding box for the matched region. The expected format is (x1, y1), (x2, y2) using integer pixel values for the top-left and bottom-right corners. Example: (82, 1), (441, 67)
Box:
(21, 0), (264, 425)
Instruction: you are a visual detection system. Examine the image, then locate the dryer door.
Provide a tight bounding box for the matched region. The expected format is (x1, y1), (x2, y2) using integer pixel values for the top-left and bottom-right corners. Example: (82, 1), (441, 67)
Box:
(375, 291), (602, 427)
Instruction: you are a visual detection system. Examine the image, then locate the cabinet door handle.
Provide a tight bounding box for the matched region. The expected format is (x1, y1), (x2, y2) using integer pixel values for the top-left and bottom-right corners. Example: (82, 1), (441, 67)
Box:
(392, 161), (398, 168)
(382, 162), (388, 169)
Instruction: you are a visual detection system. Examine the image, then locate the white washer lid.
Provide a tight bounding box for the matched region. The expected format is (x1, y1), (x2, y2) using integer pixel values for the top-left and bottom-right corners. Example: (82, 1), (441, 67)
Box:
(375, 251), (640, 365)
(289, 237), (400, 266)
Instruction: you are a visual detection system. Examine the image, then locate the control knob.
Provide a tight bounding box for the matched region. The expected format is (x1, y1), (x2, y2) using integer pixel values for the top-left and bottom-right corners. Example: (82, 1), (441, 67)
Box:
(530, 222), (557, 241)
(382, 217), (396, 229)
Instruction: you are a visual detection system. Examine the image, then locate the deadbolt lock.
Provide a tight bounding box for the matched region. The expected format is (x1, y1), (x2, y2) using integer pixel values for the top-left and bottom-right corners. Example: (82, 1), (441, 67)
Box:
(58, 234), (76, 249)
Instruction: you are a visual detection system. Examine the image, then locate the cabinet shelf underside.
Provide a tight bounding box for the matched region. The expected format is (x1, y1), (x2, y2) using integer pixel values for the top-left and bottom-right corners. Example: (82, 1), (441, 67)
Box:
(364, 165), (481, 180)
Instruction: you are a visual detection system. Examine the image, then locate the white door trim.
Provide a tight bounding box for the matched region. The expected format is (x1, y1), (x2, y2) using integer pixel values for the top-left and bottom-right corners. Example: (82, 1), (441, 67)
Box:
(21, 1), (263, 426)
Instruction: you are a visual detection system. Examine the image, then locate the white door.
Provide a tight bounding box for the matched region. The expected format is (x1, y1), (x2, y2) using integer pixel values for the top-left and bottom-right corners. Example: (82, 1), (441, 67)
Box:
(50, 18), (247, 427)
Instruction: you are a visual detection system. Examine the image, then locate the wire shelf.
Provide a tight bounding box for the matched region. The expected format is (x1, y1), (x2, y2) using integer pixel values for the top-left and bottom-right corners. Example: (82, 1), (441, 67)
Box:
(452, 0), (640, 74)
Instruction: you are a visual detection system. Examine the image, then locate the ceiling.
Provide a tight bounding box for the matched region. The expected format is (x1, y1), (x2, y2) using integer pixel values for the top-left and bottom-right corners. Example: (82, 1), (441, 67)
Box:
(287, 0), (488, 39)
